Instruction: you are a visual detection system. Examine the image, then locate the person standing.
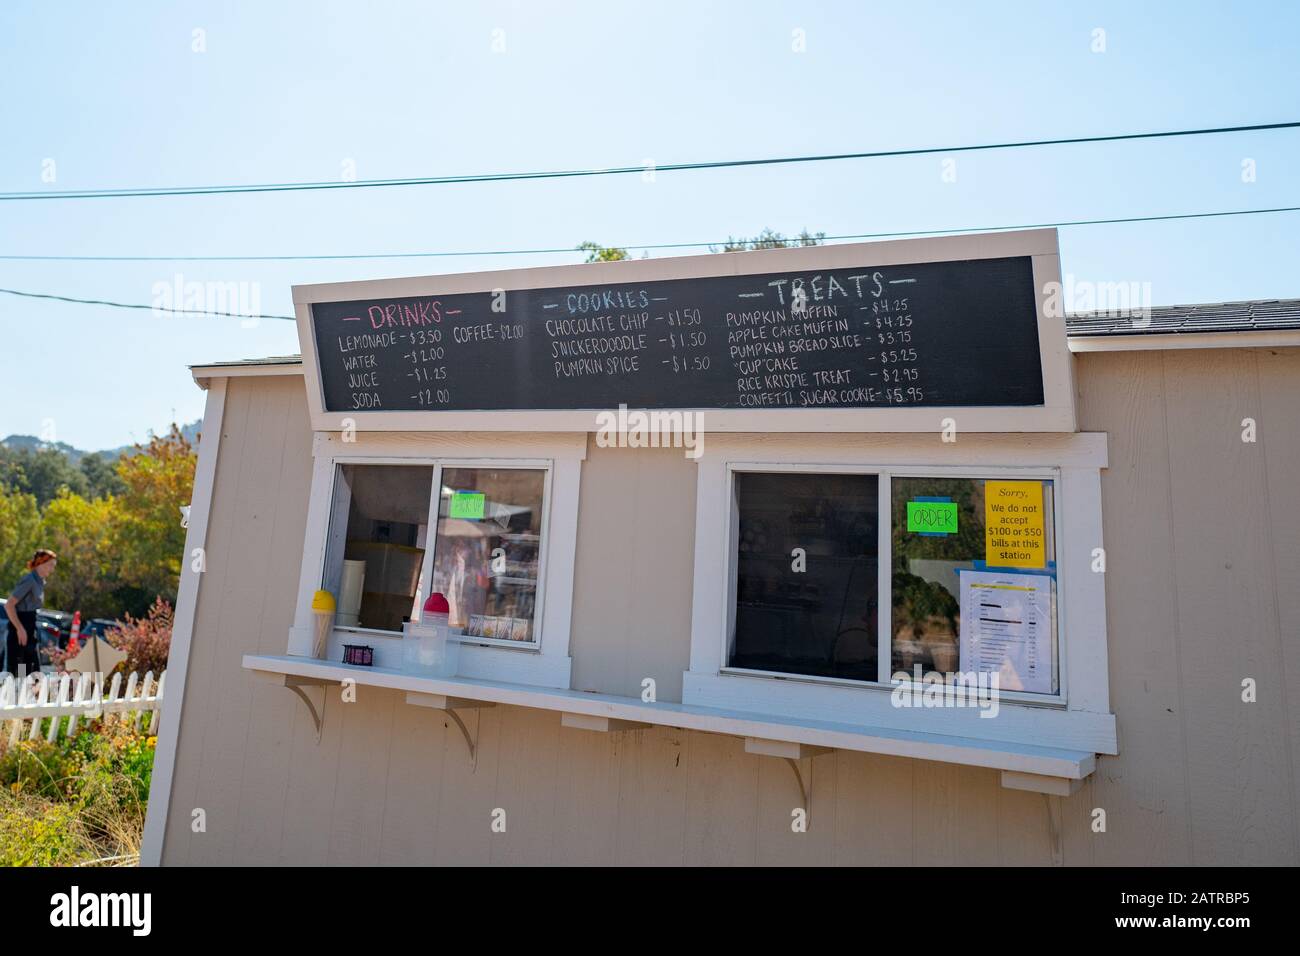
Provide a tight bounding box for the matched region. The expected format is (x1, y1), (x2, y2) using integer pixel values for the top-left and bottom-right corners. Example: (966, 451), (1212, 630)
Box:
(4, 549), (57, 679)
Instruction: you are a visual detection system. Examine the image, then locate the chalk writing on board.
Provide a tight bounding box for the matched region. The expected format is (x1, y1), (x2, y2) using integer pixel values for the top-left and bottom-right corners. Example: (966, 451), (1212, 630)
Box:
(309, 256), (1043, 413)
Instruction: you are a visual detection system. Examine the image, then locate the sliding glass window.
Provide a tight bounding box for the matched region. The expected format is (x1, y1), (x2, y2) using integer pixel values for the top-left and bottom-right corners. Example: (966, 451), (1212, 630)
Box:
(320, 462), (550, 646)
(728, 472), (879, 682)
(726, 469), (1060, 695)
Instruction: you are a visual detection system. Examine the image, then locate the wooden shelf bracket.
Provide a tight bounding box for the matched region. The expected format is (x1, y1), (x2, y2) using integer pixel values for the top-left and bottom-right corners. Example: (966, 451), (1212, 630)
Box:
(252, 671), (336, 743)
(407, 692), (496, 766)
(745, 737), (832, 828)
(560, 712), (652, 734)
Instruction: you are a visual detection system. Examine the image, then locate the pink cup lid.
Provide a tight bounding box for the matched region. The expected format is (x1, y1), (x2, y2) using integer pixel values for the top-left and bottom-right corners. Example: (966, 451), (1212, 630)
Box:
(423, 592), (450, 614)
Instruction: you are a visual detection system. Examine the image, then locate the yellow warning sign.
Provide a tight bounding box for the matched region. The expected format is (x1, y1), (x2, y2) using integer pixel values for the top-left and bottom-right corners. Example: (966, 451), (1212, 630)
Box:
(984, 480), (1046, 568)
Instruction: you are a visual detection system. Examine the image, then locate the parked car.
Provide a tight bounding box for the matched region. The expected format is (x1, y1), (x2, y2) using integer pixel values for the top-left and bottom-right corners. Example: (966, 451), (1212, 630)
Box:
(0, 605), (104, 670)
(35, 609), (74, 666)
(80, 618), (122, 642)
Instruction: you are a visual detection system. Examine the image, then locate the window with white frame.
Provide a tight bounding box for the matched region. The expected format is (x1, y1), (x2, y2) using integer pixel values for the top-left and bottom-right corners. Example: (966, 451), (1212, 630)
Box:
(320, 461), (551, 646)
(725, 465), (1061, 698)
(288, 434), (584, 690)
(687, 437), (1116, 755)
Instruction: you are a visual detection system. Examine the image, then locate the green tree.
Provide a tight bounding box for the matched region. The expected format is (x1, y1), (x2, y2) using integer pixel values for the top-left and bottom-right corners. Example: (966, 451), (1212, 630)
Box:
(111, 425), (196, 615)
(79, 453), (125, 499)
(0, 426), (197, 619)
(578, 229), (825, 265)
(39, 491), (118, 617)
(0, 446), (88, 506)
(710, 228), (825, 253)
(0, 486), (42, 595)
(577, 241), (630, 263)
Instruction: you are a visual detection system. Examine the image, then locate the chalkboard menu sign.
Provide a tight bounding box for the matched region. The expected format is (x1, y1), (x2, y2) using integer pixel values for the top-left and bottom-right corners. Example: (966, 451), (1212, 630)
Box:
(309, 255), (1044, 414)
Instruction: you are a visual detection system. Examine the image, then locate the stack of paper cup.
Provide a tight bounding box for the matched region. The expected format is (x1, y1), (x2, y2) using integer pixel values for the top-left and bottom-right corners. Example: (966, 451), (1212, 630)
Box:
(310, 589), (337, 659)
(338, 560), (365, 627)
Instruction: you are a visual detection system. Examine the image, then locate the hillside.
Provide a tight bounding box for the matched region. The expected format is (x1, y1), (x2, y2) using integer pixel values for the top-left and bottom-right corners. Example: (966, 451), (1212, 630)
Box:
(0, 419), (202, 461)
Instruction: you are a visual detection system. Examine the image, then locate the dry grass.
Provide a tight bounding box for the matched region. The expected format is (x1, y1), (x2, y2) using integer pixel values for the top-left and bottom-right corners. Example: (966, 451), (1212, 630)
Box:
(0, 719), (152, 867)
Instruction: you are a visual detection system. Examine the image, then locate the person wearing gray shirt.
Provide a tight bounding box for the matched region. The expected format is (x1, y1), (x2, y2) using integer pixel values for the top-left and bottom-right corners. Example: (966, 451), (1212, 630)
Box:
(5, 549), (57, 679)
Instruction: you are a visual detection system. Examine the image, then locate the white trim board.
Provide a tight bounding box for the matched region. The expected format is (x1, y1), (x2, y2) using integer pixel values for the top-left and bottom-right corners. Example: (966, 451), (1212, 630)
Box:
(190, 363), (304, 388)
(140, 378), (228, 867)
(1068, 329), (1300, 352)
(243, 654), (1097, 784)
(292, 229), (1076, 434)
(691, 431), (1107, 468)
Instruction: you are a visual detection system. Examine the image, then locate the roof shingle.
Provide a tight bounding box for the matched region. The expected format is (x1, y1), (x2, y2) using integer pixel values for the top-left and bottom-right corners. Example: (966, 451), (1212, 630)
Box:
(1065, 298), (1300, 336)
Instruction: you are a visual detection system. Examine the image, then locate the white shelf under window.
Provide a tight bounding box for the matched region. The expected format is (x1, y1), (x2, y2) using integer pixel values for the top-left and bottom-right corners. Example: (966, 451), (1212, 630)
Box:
(242, 653), (1096, 793)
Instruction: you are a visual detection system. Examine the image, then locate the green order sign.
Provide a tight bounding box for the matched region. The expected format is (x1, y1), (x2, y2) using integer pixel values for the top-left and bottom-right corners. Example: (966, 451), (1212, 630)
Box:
(449, 492), (486, 519)
(906, 500), (958, 535)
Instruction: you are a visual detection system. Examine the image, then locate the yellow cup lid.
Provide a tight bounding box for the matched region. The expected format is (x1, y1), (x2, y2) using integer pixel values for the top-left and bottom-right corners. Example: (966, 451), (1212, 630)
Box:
(310, 589), (336, 613)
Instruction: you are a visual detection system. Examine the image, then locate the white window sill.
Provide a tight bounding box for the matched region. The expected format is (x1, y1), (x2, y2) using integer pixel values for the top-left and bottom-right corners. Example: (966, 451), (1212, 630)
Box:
(718, 665), (1068, 708)
(287, 625), (570, 689)
(683, 670), (1117, 756)
(243, 654), (1099, 791)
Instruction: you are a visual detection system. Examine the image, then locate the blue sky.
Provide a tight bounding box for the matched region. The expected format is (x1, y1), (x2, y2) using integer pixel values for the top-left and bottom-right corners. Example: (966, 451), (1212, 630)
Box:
(1, 0), (1297, 449)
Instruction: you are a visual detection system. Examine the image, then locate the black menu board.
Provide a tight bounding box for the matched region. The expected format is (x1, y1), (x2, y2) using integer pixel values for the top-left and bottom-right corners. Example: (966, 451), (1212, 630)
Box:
(310, 255), (1044, 413)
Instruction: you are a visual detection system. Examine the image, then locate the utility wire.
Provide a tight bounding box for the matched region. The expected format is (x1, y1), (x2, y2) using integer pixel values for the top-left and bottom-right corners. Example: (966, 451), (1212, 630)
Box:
(0, 203), (1296, 263)
(2, 203), (1297, 322)
(0, 287), (295, 320)
(1, 121), (1296, 201)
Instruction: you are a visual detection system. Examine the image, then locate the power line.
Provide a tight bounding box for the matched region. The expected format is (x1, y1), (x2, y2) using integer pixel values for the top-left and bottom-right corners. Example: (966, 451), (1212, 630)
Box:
(0, 203), (1296, 263)
(2, 121), (1297, 201)
(2, 203), (1296, 322)
(0, 287), (295, 320)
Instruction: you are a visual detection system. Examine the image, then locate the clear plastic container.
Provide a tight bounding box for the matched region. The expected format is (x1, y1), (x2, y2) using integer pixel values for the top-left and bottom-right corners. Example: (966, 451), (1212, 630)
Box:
(402, 615), (461, 677)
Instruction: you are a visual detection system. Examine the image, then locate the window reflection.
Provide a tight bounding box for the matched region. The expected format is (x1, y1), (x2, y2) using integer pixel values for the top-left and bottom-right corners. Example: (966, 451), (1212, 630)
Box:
(430, 468), (546, 643)
(322, 464), (434, 633)
(730, 472), (879, 681)
(890, 476), (1058, 693)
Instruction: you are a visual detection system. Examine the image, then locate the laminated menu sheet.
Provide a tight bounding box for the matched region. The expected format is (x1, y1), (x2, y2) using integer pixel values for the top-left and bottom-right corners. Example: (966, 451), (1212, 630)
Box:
(958, 569), (1053, 693)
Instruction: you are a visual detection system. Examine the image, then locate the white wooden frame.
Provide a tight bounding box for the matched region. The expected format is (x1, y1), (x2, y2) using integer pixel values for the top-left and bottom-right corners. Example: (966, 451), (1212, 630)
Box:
(287, 431), (585, 689)
(321, 457), (553, 651)
(292, 229), (1074, 434)
(141, 377), (228, 867)
(685, 433), (1117, 755)
(718, 462), (1065, 704)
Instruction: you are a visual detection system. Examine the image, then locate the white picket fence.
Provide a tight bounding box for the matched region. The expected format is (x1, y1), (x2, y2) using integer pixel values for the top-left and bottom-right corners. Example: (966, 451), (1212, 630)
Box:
(0, 670), (165, 746)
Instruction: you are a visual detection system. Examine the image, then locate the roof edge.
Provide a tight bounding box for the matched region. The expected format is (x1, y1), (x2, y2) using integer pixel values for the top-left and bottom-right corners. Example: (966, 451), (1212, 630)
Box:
(1069, 328), (1300, 353)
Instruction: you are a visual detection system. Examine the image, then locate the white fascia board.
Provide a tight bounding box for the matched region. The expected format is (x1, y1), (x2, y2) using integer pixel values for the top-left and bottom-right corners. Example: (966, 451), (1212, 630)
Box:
(1068, 330), (1300, 352)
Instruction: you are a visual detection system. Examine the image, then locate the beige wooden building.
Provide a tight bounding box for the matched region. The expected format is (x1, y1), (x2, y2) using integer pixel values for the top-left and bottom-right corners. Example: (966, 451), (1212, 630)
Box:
(141, 231), (1300, 865)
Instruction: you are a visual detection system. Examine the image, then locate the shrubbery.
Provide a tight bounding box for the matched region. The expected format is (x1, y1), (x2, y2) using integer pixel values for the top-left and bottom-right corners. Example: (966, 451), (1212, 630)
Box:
(51, 598), (174, 677)
(107, 599), (173, 677)
(0, 720), (156, 866)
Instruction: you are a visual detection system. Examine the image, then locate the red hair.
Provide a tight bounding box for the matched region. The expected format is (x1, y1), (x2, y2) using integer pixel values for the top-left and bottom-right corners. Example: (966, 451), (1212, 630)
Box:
(26, 549), (56, 570)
